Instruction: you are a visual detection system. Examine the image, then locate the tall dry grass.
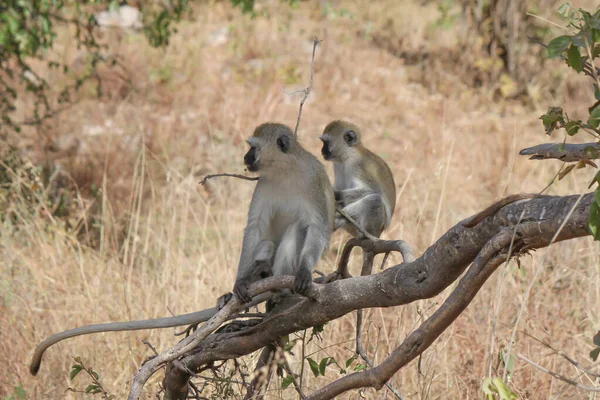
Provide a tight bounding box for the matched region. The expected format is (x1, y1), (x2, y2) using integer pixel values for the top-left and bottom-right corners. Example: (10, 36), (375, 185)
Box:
(2, 0), (600, 398)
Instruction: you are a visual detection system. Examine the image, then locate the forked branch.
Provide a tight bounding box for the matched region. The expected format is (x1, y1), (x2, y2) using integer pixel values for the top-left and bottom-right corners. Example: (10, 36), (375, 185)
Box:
(161, 193), (594, 399)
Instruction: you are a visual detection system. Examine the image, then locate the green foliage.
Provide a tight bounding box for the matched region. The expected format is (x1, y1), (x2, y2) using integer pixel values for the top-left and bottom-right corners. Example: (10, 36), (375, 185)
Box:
(539, 5), (600, 239)
(482, 377), (518, 400)
(0, 386), (26, 400)
(0, 0), (299, 135)
(67, 356), (115, 399)
(590, 331), (600, 360)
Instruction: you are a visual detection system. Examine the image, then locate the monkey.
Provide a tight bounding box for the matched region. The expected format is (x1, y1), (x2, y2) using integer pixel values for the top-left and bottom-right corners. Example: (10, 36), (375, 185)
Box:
(30, 123), (334, 377)
(319, 120), (396, 354)
(320, 120), (396, 241)
(461, 193), (549, 228)
(218, 122), (335, 308)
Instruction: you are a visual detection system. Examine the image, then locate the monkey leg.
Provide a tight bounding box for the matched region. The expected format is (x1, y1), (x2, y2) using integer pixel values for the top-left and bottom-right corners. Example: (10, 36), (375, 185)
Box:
(356, 250), (375, 355)
(339, 194), (386, 239)
(217, 241), (275, 311)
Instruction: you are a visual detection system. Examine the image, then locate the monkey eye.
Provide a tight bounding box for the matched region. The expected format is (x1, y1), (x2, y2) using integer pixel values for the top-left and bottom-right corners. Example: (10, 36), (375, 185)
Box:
(343, 130), (357, 145)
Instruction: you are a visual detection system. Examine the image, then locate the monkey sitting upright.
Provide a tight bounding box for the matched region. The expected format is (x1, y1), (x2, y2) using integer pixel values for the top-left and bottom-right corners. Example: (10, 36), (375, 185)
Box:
(320, 120), (396, 354)
(319, 120), (396, 240)
(218, 122), (335, 309)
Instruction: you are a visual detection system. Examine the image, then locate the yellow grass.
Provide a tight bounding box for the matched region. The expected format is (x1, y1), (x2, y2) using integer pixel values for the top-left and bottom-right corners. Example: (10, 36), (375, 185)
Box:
(2, 0), (600, 398)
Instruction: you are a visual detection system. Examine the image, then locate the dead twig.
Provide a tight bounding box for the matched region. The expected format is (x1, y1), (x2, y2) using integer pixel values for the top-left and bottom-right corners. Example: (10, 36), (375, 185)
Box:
(199, 173), (258, 185)
(516, 353), (600, 392)
(286, 36), (322, 137)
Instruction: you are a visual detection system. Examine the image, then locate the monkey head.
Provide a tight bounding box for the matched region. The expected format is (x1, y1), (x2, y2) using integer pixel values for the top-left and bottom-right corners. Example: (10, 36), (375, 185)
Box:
(320, 120), (361, 162)
(245, 123), (296, 175)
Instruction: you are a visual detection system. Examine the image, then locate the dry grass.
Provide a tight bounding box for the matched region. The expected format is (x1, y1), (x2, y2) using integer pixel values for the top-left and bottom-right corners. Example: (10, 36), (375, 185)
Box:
(2, 0), (600, 399)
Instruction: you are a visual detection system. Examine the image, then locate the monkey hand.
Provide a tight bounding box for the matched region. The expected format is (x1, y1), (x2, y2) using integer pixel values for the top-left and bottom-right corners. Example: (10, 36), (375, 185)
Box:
(294, 268), (313, 296)
(233, 278), (252, 304)
(216, 293), (233, 311)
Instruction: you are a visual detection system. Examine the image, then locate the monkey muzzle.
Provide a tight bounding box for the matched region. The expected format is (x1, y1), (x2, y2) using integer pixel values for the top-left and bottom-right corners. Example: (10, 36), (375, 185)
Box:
(320, 138), (332, 160)
(244, 147), (259, 171)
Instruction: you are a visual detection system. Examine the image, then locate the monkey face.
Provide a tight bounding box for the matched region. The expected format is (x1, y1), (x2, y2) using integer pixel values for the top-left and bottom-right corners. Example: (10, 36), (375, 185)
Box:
(245, 123), (295, 174)
(320, 137), (333, 160)
(244, 145), (259, 171)
(320, 120), (361, 163)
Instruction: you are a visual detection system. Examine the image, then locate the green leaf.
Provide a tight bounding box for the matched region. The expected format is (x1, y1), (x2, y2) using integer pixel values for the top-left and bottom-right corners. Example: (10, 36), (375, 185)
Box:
(595, 85), (600, 101)
(572, 30), (593, 48)
(492, 377), (518, 399)
(500, 350), (515, 379)
(593, 29), (600, 43)
(319, 357), (329, 376)
(540, 107), (565, 135)
(346, 356), (357, 368)
(85, 384), (99, 393)
(70, 365), (83, 380)
(565, 120), (581, 135)
(590, 347), (600, 361)
(284, 339), (297, 352)
(589, 104), (600, 128)
(281, 375), (295, 389)
(589, 200), (600, 240)
(548, 35), (572, 58)
(354, 363), (367, 372)
(593, 331), (600, 346)
(307, 357), (320, 377)
(567, 44), (584, 72)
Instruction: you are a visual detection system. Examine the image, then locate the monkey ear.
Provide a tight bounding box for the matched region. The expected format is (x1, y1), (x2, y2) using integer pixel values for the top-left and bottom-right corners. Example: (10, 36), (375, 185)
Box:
(277, 134), (291, 153)
(343, 130), (357, 146)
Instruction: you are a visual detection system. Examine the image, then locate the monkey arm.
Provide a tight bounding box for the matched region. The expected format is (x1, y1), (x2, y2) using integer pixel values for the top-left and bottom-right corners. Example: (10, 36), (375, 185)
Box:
(295, 222), (330, 295)
(336, 186), (373, 205)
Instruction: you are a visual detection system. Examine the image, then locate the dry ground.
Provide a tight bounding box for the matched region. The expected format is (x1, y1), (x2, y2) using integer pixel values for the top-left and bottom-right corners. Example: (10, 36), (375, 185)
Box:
(2, 0), (600, 399)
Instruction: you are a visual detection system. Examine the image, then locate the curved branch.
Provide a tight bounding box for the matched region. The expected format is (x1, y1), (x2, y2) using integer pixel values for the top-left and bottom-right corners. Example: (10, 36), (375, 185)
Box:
(519, 142), (600, 162)
(162, 193), (593, 398)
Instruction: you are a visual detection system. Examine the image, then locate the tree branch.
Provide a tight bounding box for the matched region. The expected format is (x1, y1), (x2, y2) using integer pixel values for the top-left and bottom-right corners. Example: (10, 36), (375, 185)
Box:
(161, 193), (594, 398)
(289, 36), (321, 137)
(519, 142), (600, 162)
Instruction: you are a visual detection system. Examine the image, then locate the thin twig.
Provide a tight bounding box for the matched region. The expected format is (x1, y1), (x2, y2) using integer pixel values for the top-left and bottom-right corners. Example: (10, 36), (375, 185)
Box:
(516, 353), (600, 392)
(199, 173), (258, 185)
(291, 36), (322, 137)
(142, 340), (159, 356)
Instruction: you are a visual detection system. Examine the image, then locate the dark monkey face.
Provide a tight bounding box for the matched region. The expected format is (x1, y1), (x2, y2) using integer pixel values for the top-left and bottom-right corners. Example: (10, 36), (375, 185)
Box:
(244, 146), (259, 171)
(320, 138), (332, 160)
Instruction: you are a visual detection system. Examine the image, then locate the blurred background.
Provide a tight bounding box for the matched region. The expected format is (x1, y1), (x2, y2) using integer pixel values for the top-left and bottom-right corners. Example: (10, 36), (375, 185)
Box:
(1, 0), (600, 398)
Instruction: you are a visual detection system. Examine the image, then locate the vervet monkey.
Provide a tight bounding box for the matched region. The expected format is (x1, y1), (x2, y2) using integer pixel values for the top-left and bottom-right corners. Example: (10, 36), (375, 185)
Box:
(220, 122), (335, 307)
(30, 123), (334, 376)
(320, 120), (396, 240)
(320, 120), (396, 354)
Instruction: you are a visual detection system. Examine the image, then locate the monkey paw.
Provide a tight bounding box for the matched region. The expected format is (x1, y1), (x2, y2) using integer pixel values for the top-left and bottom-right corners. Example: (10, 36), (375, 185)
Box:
(233, 279), (252, 304)
(294, 268), (313, 296)
(216, 293), (233, 310)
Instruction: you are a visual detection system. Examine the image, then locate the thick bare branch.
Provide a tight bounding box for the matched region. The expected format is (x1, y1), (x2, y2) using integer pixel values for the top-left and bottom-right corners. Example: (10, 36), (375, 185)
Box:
(519, 142), (600, 162)
(163, 193), (594, 398)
